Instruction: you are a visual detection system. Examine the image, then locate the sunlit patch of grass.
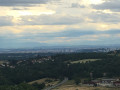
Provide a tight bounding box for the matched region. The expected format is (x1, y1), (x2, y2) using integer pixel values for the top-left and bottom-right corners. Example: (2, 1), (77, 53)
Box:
(70, 59), (101, 64)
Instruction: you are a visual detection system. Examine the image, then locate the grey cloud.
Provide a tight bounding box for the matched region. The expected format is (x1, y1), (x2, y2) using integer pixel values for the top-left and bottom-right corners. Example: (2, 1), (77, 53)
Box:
(93, 29), (120, 35)
(20, 29), (120, 39)
(0, 16), (14, 26)
(19, 29), (96, 39)
(57, 30), (95, 37)
(12, 7), (28, 10)
(93, 0), (120, 12)
(19, 15), (84, 25)
(104, 29), (120, 34)
(71, 3), (85, 8)
(89, 11), (120, 23)
(44, 30), (94, 37)
(0, 0), (59, 6)
(1, 29), (120, 48)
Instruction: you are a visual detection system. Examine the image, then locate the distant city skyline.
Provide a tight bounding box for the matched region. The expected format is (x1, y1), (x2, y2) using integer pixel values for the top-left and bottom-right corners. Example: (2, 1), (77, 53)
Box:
(0, 0), (120, 48)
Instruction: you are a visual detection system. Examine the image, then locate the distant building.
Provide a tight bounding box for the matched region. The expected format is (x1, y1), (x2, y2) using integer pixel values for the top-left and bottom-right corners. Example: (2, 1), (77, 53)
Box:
(82, 82), (96, 87)
(91, 78), (119, 87)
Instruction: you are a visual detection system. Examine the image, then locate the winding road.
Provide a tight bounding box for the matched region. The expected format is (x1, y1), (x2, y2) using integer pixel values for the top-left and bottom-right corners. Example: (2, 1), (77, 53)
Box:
(43, 77), (68, 90)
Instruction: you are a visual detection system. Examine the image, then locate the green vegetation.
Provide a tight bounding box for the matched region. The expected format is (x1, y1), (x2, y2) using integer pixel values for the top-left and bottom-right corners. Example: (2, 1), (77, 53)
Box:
(0, 50), (120, 89)
(0, 83), (38, 90)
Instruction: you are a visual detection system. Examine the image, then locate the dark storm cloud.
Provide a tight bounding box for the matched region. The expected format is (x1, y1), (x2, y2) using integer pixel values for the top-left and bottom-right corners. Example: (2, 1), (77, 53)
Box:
(93, 0), (120, 12)
(0, 0), (58, 6)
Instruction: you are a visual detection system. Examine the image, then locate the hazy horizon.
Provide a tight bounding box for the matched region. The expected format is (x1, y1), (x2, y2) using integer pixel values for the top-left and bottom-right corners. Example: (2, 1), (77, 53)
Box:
(0, 44), (120, 49)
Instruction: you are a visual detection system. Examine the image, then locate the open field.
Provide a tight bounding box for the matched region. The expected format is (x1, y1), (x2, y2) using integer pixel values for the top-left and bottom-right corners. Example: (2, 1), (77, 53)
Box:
(117, 54), (120, 56)
(28, 78), (48, 84)
(0, 61), (5, 64)
(53, 86), (120, 90)
(53, 80), (120, 90)
(28, 78), (60, 87)
(0, 60), (9, 64)
(70, 59), (101, 64)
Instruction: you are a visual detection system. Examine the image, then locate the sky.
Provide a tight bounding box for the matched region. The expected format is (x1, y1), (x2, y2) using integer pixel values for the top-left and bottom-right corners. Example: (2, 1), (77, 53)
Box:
(0, 0), (120, 48)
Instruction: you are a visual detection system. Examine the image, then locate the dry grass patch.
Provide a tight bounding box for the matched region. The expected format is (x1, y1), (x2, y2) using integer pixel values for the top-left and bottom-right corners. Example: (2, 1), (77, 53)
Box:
(53, 80), (120, 90)
(117, 54), (120, 56)
(28, 78), (48, 84)
(70, 59), (100, 64)
(53, 85), (120, 90)
(0, 60), (8, 64)
(28, 78), (59, 87)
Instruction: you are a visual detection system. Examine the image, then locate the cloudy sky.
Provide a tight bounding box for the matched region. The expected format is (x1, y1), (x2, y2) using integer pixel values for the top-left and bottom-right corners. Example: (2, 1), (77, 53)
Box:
(0, 0), (120, 48)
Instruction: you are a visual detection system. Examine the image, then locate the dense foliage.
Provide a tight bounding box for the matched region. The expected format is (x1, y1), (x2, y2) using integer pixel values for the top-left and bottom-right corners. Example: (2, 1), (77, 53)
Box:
(0, 83), (38, 90)
(0, 51), (120, 89)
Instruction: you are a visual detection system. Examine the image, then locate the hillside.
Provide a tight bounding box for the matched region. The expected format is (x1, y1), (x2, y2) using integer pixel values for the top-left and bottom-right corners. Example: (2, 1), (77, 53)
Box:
(0, 51), (120, 89)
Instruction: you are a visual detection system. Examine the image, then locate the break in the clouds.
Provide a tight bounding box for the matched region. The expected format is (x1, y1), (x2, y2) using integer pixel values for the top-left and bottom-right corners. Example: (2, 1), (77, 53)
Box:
(93, 0), (120, 12)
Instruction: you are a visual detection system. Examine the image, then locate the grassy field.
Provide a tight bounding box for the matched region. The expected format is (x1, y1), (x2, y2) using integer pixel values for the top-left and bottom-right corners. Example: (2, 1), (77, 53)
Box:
(28, 78), (48, 84)
(117, 54), (120, 56)
(0, 60), (8, 64)
(53, 80), (120, 90)
(53, 86), (120, 90)
(28, 78), (60, 87)
(70, 59), (100, 64)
